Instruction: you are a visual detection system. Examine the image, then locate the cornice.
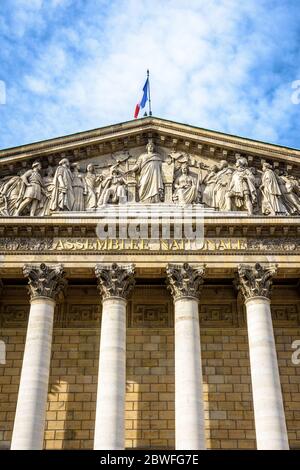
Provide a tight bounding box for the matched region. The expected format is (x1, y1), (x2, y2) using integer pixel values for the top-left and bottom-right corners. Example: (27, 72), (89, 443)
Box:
(1, 117), (300, 169)
(0, 214), (299, 240)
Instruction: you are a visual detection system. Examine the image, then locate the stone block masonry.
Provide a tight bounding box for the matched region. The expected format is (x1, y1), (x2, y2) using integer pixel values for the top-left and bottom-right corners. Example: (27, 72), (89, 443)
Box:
(0, 325), (299, 449)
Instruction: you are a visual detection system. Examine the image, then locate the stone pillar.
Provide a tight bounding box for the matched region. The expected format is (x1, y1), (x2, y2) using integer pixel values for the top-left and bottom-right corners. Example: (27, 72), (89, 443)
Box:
(11, 263), (66, 450)
(166, 263), (206, 450)
(236, 263), (289, 450)
(94, 263), (135, 450)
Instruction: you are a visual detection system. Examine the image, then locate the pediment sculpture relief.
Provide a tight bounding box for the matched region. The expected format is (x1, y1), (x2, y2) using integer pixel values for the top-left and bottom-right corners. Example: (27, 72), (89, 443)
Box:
(0, 139), (300, 217)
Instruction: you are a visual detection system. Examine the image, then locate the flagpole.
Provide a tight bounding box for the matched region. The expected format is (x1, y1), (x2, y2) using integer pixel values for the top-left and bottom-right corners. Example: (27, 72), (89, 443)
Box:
(147, 69), (152, 116)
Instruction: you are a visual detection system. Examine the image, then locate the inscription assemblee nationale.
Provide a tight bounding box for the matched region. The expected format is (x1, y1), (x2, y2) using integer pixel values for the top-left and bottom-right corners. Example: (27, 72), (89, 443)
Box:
(0, 237), (299, 252)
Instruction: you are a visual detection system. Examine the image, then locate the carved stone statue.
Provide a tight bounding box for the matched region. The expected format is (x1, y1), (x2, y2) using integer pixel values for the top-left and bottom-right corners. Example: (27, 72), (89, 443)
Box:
(50, 158), (75, 212)
(40, 166), (55, 216)
(275, 170), (300, 214)
(130, 139), (164, 203)
(172, 163), (198, 205)
(0, 171), (25, 215)
(261, 162), (288, 215)
(15, 162), (45, 216)
(98, 166), (127, 205)
(0, 192), (8, 216)
(212, 160), (233, 211)
(2, 144), (300, 218)
(226, 157), (257, 215)
(250, 167), (262, 213)
(72, 163), (87, 212)
(202, 165), (218, 207)
(84, 164), (103, 210)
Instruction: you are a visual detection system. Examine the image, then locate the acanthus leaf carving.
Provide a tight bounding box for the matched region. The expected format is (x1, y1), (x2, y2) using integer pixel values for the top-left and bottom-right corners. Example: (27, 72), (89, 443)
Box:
(23, 263), (66, 301)
(95, 263), (135, 300)
(166, 262), (205, 301)
(235, 262), (277, 301)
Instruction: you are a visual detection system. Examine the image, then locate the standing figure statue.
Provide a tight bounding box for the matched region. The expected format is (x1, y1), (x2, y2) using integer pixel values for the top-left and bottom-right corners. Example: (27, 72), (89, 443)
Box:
(15, 162), (45, 216)
(84, 164), (103, 210)
(98, 166), (127, 205)
(130, 139), (164, 203)
(202, 165), (218, 208)
(275, 170), (300, 214)
(212, 160), (233, 211)
(261, 162), (288, 215)
(72, 163), (87, 212)
(226, 157), (257, 215)
(250, 167), (262, 213)
(172, 163), (198, 205)
(40, 166), (55, 216)
(50, 158), (75, 212)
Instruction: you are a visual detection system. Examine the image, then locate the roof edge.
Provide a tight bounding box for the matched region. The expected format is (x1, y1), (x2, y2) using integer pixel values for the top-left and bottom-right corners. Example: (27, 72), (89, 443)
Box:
(0, 116), (299, 158)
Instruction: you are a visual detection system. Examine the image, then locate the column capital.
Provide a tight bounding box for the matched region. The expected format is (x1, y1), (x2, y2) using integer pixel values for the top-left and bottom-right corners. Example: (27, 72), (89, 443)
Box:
(23, 263), (66, 302)
(235, 262), (277, 301)
(166, 263), (206, 301)
(95, 263), (135, 300)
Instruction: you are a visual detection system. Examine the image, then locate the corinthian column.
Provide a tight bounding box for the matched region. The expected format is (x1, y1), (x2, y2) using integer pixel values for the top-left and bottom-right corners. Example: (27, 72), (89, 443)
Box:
(236, 263), (289, 450)
(166, 263), (206, 450)
(11, 263), (66, 450)
(94, 263), (135, 450)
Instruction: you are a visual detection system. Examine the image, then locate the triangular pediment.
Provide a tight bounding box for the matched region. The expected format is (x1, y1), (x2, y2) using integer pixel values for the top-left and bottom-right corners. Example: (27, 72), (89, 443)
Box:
(1, 117), (300, 173)
(0, 117), (300, 218)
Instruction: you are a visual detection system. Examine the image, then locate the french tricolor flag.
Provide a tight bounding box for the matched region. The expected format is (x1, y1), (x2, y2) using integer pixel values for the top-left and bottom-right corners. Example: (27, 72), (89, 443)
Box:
(134, 76), (149, 119)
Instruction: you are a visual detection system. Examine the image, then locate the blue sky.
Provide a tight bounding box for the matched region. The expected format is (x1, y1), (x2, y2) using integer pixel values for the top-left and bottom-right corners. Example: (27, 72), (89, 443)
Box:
(1, 0), (300, 150)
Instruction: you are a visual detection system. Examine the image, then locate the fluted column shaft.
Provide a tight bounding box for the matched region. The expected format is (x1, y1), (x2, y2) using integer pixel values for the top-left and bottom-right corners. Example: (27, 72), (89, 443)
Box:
(237, 263), (289, 450)
(11, 263), (65, 450)
(94, 263), (135, 450)
(167, 263), (206, 450)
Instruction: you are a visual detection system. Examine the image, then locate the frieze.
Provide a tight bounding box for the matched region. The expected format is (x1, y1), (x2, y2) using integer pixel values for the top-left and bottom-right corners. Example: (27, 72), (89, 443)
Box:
(65, 304), (101, 327)
(1, 139), (300, 217)
(1, 301), (298, 328)
(271, 304), (300, 326)
(0, 237), (300, 253)
(128, 302), (173, 328)
(199, 303), (237, 327)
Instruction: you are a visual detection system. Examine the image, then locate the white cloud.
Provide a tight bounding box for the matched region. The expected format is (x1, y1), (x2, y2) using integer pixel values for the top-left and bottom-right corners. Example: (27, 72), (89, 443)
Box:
(1, 0), (300, 148)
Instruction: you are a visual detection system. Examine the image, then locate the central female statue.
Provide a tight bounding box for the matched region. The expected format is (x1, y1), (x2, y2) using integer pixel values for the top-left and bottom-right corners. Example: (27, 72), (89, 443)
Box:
(130, 140), (164, 203)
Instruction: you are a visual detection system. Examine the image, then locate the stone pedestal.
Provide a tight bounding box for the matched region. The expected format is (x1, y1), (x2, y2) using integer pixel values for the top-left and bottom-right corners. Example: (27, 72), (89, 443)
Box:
(94, 263), (135, 450)
(11, 263), (65, 450)
(167, 263), (206, 450)
(237, 263), (289, 450)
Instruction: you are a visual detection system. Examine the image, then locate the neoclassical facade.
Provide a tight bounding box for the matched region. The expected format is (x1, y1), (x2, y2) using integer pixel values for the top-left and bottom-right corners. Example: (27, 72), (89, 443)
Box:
(0, 117), (299, 450)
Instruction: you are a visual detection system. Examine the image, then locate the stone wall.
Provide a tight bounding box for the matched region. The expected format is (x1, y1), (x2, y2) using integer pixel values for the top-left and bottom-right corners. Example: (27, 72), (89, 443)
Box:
(0, 284), (299, 450)
(0, 325), (299, 450)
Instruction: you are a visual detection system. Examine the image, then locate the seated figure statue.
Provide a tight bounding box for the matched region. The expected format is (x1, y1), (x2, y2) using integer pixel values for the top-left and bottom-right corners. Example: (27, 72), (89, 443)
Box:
(173, 163), (198, 205)
(98, 166), (127, 205)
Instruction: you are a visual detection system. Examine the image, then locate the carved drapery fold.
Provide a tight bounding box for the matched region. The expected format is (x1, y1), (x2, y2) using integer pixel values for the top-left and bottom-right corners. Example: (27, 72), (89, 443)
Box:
(235, 262), (277, 301)
(23, 263), (66, 301)
(95, 263), (135, 300)
(166, 262), (206, 301)
(1, 139), (300, 217)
